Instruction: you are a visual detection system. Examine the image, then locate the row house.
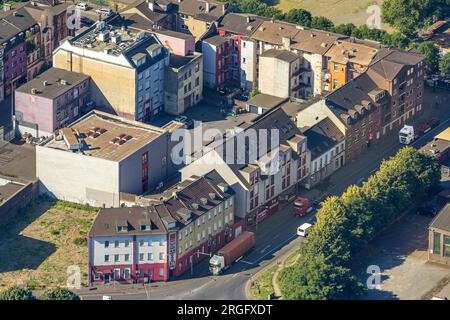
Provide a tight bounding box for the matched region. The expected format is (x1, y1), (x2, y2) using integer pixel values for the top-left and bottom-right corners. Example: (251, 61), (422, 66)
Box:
(366, 48), (425, 136)
(202, 35), (233, 89)
(120, 0), (178, 31)
(88, 169), (241, 284)
(296, 72), (386, 162)
(217, 13), (267, 90)
(88, 206), (169, 284)
(36, 110), (184, 207)
(15, 67), (91, 137)
(181, 107), (309, 224)
(54, 21), (169, 121)
(176, 0), (231, 41)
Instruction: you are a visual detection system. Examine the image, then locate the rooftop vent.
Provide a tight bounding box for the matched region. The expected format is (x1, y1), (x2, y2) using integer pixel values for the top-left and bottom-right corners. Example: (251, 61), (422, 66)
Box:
(43, 80), (48, 86)
(110, 133), (133, 145)
(31, 88), (38, 94)
(200, 197), (208, 206)
(60, 79), (68, 85)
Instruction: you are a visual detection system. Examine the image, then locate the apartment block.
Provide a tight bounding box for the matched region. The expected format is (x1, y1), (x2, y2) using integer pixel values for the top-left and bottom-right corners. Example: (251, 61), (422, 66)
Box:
(53, 21), (169, 122)
(36, 110), (183, 207)
(181, 107), (309, 224)
(202, 35), (232, 89)
(15, 67), (90, 137)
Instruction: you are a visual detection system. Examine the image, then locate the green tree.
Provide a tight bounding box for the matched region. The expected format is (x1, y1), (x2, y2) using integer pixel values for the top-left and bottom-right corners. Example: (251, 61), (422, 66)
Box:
(413, 41), (440, 74)
(0, 286), (35, 300)
(332, 23), (357, 37)
(284, 8), (312, 27)
(39, 288), (80, 300)
(248, 86), (259, 99)
(310, 16), (334, 31)
(439, 53), (450, 77)
(382, 0), (431, 37)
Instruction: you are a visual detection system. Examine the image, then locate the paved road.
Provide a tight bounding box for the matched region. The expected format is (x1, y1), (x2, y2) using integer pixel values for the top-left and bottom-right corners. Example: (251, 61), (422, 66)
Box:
(79, 90), (450, 300)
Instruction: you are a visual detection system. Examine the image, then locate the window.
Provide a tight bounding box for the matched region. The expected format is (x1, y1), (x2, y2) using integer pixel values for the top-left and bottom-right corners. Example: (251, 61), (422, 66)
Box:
(124, 254), (130, 262)
(104, 255), (109, 262)
(334, 63), (339, 72)
(159, 252), (164, 260)
(140, 240), (144, 247)
(124, 268), (131, 279)
(125, 240), (129, 247)
(197, 233), (200, 242)
(104, 241), (109, 248)
(444, 235), (450, 258)
(148, 253), (153, 261)
(179, 232), (182, 240)
(433, 232), (441, 255)
(114, 240), (119, 248)
(140, 253), (144, 261)
(159, 268), (164, 277)
(114, 254), (119, 262)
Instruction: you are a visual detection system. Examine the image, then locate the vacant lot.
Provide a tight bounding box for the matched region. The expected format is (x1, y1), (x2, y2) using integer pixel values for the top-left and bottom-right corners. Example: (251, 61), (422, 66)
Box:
(0, 199), (97, 290)
(276, 0), (393, 30)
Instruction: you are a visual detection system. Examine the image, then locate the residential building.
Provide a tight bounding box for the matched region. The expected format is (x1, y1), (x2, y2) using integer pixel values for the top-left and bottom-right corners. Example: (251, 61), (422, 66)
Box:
(176, 0), (231, 41)
(165, 53), (203, 115)
(15, 67), (90, 137)
(296, 72), (386, 162)
(217, 13), (266, 89)
(302, 117), (345, 189)
(428, 204), (450, 265)
(202, 35), (232, 89)
(88, 206), (169, 284)
(53, 21), (169, 122)
(153, 29), (203, 115)
(36, 110), (184, 207)
(181, 107), (309, 223)
(258, 49), (305, 99)
(367, 48), (425, 137)
(322, 39), (379, 92)
(120, 0), (178, 31)
(146, 170), (242, 277)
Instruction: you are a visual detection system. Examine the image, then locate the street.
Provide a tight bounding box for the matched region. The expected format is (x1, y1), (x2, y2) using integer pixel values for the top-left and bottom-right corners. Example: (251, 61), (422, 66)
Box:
(78, 89), (450, 300)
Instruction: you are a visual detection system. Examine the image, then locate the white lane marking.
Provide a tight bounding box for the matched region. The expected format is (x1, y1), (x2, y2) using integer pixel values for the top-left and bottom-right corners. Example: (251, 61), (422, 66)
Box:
(250, 234), (298, 264)
(260, 245), (271, 254)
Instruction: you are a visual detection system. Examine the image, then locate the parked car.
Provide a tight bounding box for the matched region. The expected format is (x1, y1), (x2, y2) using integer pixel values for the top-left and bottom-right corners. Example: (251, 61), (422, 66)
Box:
(297, 223), (313, 237)
(76, 2), (89, 10)
(416, 206), (437, 217)
(95, 7), (112, 15)
(102, 295), (112, 300)
(174, 115), (188, 123)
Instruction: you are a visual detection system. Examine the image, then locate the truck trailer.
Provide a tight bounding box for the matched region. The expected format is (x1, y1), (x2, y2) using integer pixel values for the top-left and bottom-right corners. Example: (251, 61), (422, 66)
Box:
(209, 231), (256, 275)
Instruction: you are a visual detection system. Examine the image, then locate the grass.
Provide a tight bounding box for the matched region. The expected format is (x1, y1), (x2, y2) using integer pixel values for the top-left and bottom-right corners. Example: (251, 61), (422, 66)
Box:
(0, 198), (98, 290)
(275, 0), (393, 31)
(250, 266), (277, 300)
(283, 250), (300, 267)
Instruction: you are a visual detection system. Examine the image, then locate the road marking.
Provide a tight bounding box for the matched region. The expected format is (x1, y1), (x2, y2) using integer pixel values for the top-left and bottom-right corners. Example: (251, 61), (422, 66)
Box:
(250, 234), (298, 265)
(240, 260), (254, 265)
(260, 245), (271, 254)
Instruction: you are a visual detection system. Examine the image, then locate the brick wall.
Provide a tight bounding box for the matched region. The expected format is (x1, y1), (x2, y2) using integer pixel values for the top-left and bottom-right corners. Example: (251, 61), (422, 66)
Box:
(0, 179), (39, 225)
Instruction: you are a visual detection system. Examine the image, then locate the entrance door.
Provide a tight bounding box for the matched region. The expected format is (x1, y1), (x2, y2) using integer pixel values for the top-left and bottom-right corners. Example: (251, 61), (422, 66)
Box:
(104, 274), (110, 284)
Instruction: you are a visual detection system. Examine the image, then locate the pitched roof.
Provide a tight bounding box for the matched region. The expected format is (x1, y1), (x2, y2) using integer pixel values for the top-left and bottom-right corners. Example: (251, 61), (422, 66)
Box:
(0, 6), (37, 45)
(218, 13), (266, 36)
(203, 34), (229, 46)
(303, 117), (344, 159)
(369, 48), (424, 80)
(16, 68), (90, 99)
(291, 28), (344, 55)
(430, 204), (450, 232)
(88, 206), (168, 237)
(179, 0), (227, 20)
(260, 49), (299, 63)
(251, 20), (300, 45)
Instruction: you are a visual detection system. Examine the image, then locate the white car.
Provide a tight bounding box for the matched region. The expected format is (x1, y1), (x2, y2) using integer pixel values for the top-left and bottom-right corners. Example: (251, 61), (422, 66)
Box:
(76, 2), (88, 10)
(297, 223), (313, 237)
(96, 8), (112, 15)
(102, 295), (112, 300)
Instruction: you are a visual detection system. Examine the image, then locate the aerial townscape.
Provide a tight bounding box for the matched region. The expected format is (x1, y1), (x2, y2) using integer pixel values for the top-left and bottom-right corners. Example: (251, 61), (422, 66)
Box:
(0, 0), (449, 305)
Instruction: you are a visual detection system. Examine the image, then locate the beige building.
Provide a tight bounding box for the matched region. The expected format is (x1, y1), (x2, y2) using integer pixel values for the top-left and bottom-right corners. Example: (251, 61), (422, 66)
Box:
(429, 204), (450, 265)
(53, 20), (169, 122)
(164, 52), (203, 115)
(258, 49), (305, 99)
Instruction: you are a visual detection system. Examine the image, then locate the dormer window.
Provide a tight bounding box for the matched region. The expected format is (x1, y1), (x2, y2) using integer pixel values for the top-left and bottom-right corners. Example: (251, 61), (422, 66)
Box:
(141, 224), (152, 231)
(117, 225), (128, 232)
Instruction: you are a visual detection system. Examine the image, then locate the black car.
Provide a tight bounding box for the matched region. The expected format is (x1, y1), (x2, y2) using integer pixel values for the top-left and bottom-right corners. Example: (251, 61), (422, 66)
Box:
(416, 206), (437, 217)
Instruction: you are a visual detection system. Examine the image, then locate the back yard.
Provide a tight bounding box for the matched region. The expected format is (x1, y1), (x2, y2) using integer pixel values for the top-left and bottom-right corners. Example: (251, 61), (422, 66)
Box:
(0, 199), (97, 290)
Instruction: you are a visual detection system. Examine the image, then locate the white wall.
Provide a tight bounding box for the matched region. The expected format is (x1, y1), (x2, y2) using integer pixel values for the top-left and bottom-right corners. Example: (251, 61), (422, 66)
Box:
(36, 145), (120, 207)
(202, 42), (217, 88)
(91, 235), (134, 266)
(135, 234), (167, 264)
(240, 39), (256, 90)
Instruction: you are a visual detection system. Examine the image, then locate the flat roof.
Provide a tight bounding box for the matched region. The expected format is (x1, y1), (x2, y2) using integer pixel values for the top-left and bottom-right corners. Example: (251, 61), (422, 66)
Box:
(0, 182), (25, 204)
(41, 110), (170, 162)
(247, 93), (287, 110)
(15, 68), (89, 99)
(436, 127), (450, 142)
(325, 40), (379, 66)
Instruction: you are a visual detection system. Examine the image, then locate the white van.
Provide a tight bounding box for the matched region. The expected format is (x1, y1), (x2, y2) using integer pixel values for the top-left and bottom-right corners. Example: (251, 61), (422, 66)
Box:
(297, 223), (312, 237)
(96, 7), (113, 15)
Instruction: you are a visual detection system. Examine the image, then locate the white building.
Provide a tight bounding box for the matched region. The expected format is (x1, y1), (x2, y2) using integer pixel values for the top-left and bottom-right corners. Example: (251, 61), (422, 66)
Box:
(36, 110), (183, 207)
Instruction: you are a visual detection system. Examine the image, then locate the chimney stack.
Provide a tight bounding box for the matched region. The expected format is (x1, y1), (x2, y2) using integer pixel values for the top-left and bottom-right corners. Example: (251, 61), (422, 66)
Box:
(205, 2), (210, 13)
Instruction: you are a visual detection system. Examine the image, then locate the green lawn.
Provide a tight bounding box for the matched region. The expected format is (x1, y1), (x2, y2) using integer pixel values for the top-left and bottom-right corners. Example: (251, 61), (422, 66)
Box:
(250, 266), (277, 300)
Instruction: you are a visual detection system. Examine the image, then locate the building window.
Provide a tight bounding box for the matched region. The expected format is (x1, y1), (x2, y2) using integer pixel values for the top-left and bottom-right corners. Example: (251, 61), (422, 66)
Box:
(159, 252), (164, 260)
(444, 235), (450, 258)
(104, 255), (109, 262)
(104, 241), (109, 248)
(140, 253), (145, 261)
(114, 254), (119, 262)
(148, 253), (153, 261)
(159, 268), (164, 277)
(124, 268), (131, 279)
(125, 240), (130, 247)
(114, 240), (119, 248)
(140, 240), (144, 246)
(433, 232), (441, 255)
(124, 254), (130, 262)
(334, 63), (339, 72)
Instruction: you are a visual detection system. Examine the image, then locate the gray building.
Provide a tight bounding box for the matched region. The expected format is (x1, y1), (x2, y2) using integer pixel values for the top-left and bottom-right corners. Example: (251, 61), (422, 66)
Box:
(36, 110), (184, 207)
(429, 203), (450, 265)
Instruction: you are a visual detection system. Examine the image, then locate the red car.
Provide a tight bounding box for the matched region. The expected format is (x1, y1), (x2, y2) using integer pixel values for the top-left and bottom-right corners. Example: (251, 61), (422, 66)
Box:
(293, 197), (309, 216)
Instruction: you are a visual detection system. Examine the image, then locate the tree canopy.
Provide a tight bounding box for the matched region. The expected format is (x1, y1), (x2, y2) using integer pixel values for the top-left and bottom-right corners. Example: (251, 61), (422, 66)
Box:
(39, 288), (80, 300)
(0, 286), (35, 300)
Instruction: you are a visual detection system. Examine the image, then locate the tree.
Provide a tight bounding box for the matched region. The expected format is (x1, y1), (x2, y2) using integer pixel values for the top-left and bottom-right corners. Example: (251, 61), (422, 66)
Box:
(332, 23), (357, 37)
(413, 41), (440, 74)
(0, 286), (35, 300)
(310, 16), (334, 31)
(248, 86), (259, 99)
(382, 0), (431, 37)
(439, 53), (450, 77)
(284, 8), (312, 27)
(40, 288), (80, 300)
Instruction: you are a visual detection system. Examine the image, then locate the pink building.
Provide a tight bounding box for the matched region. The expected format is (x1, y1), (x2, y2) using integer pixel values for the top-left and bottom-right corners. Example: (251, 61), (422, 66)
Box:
(153, 29), (195, 56)
(15, 68), (90, 137)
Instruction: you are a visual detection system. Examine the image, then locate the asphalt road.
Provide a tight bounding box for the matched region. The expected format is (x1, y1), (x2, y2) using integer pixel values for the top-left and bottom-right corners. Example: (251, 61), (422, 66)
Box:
(80, 112), (450, 300)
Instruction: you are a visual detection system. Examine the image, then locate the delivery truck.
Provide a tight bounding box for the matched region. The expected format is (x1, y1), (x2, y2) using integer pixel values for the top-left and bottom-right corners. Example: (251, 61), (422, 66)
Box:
(209, 231), (256, 275)
(293, 197), (310, 216)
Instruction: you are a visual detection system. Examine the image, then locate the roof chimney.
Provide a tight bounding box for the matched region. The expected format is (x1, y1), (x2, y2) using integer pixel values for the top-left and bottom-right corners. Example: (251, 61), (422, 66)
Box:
(205, 2), (210, 13)
(148, 0), (154, 12)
